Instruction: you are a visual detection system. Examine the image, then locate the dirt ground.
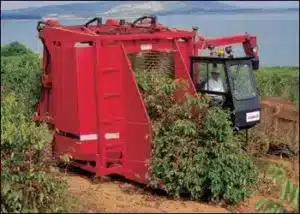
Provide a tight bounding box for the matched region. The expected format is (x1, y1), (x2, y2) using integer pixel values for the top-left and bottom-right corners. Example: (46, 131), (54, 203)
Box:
(61, 169), (229, 213)
(58, 155), (298, 213)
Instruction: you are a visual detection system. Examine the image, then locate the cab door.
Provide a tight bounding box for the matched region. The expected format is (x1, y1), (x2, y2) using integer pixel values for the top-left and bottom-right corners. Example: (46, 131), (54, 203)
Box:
(225, 59), (260, 129)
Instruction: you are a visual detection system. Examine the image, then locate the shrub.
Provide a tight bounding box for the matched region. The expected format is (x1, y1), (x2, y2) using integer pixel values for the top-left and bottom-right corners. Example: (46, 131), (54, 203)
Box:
(135, 70), (259, 204)
(1, 52), (42, 113)
(1, 91), (69, 213)
(1, 42), (35, 57)
(1, 43), (69, 213)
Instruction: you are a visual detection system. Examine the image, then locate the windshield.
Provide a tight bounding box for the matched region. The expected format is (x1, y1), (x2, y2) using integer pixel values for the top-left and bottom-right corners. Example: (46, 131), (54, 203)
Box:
(229, 63), (256, 100)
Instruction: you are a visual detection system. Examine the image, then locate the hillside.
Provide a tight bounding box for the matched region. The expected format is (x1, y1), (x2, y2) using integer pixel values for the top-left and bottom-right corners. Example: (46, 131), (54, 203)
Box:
(2, 1), (298, 20)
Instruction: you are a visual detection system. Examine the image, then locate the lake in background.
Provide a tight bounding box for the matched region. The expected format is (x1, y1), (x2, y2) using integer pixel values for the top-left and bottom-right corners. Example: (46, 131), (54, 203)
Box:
(1, 12), (299, 67)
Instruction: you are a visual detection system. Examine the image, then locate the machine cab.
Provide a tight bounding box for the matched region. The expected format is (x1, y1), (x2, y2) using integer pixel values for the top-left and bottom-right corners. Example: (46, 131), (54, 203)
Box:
(190, 56), (261, 130)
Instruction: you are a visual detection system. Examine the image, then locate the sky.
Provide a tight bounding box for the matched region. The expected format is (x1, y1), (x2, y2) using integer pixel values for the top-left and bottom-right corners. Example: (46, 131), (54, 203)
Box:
(1, 1), (299, 10)
(223, 1), (299, 9)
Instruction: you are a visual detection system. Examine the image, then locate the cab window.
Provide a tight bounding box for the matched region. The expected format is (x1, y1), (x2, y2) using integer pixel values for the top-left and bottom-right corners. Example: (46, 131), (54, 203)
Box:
(229, 63), (256, 100)
(192, 62), (228, 93)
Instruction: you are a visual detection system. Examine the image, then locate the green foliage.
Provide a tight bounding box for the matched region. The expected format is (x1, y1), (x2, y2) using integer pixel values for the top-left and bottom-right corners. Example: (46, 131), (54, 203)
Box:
(1, 42), (35, 57)
(1, 51), (42, 113)
(255, 165), (299, 213)
(1, 92), (69, 213)
(255, 67), (299, 103)
(1, 43), (69, 213)
(203, 107), (233, 143)
(135, 70), (259, 204)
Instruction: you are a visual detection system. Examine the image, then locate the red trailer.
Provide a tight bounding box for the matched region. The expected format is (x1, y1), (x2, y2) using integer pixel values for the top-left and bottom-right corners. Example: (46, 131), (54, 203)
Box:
(34, 16), (260, 184)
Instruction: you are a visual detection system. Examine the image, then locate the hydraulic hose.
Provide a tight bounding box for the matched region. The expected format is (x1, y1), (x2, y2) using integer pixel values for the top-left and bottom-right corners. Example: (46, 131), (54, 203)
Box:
(84, 17), (102, 27)
(132, 15), (157, 28)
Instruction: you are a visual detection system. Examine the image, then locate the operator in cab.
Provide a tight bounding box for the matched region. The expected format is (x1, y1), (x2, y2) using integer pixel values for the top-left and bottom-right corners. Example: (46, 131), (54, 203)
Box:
(204, 63), (225, 105)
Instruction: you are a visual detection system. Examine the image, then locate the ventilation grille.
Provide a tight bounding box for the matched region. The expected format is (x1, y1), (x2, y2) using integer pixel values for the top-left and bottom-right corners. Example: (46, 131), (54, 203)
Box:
(127, 50), (175, 75)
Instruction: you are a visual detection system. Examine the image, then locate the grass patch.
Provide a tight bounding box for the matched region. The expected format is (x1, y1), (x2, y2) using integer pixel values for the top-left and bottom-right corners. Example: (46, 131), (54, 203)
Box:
(255, 67), (299, 103)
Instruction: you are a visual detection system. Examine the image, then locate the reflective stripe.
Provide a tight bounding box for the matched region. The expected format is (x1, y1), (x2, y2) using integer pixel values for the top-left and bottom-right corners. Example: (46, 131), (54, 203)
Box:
(79, 134), (98, 141)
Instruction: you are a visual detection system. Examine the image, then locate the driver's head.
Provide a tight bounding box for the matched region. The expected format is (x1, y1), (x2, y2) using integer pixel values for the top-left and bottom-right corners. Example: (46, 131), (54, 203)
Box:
(211, 64), (220, 81)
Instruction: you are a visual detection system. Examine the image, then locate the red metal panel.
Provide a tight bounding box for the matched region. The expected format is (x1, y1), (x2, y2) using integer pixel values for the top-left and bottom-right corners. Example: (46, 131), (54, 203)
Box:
(50, 44), (61, 124)
(55, 46), (80, 133)
(243, 36), (258, 57)
(34, 39), (55, 122)
(203, 34), (251, 48)
(50, 44), (63, 125)
(76, 46), (97, 135)
(92, 41), (126, 175)
(40, 27), (96, 46)
(41, 27), (192, 43)
(198, 33), (258, 57)
(121, 44), (151, 184)
(99, 31), (193, 41)
(104, 39), (175, 54)
(174, 40), (197, 97)
(49, 88), (54, 121)
(55, 134), (97, 161)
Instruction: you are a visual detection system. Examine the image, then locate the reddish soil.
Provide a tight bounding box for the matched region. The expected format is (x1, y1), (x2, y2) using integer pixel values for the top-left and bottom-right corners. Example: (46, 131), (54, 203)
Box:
(61, 168), (229, 213)
(260, 97), (299, 151)
(58, 156), (298, 213)
(261, 96), (296, 106)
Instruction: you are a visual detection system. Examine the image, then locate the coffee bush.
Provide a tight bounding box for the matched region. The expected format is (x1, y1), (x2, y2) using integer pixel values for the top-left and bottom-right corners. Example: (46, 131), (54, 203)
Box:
(135, 70), (259, 204)
(1, 43), (69, 213)
(1, 51), (42, 113)
(1, 42), (35, 57)
(1, 91), (69, 213)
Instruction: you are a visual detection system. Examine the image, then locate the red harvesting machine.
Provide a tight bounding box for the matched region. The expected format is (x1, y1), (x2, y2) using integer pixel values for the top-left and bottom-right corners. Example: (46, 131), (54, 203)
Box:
(35, 16), (261, 184)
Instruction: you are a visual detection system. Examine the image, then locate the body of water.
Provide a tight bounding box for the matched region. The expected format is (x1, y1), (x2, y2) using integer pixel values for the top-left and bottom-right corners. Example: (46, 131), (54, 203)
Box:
(1, 12), (299, 67)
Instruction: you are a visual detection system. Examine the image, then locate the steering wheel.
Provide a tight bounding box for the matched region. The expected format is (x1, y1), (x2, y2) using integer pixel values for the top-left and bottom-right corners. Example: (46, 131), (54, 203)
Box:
(132, 15), (157, 28)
